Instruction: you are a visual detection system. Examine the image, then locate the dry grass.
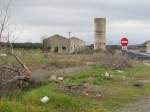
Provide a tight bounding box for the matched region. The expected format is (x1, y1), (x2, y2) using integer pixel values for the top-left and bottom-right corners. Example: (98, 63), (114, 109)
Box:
(0, 49), (133, 70)
(0, 49), (150, 112)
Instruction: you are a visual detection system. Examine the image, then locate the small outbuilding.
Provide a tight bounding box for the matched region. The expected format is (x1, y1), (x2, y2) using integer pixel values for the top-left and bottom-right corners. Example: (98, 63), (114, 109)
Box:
(139, 41), (150, 53)
(43, 34), (86, 53)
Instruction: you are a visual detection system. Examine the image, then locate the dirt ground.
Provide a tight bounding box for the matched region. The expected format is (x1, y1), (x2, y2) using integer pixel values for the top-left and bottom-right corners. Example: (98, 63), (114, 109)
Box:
(119, 96), (150, 112)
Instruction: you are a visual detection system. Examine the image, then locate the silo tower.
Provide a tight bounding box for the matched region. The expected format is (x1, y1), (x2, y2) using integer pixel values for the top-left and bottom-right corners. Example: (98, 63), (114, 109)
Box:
(94, 18), (106, 50)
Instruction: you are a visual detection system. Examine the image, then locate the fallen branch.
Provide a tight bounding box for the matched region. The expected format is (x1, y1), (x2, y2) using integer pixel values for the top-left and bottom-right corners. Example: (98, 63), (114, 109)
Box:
(5, 75), (29, 84)
(9, 51), (31, 75)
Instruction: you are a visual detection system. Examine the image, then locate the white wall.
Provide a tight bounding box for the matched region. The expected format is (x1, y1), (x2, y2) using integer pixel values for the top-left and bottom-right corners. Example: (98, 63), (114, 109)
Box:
(146, 42), (150, 53)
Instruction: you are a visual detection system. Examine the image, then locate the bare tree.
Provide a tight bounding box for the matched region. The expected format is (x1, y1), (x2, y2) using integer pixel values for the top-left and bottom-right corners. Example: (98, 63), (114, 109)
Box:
(0, 0), (31, 75)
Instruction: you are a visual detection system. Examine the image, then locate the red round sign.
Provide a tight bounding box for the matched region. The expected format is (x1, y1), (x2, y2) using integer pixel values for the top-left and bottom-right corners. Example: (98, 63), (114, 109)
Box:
(121, 38), (128, 46)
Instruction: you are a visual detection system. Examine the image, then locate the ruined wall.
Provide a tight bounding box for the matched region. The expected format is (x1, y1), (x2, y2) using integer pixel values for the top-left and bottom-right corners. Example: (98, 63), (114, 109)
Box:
(69, 37), (86, 53)
(146, 42), (150, 53)
(94, 18), (106, 50)
(43, 35), (70, 53)
(43, 35), (85, 53)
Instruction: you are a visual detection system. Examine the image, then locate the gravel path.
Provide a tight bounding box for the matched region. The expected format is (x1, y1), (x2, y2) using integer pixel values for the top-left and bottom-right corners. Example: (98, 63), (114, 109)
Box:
(119, 96), (150, 112)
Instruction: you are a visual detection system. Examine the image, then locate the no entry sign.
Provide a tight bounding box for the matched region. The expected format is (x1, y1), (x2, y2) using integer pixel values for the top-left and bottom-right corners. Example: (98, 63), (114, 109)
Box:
(121, 38), (128, 46)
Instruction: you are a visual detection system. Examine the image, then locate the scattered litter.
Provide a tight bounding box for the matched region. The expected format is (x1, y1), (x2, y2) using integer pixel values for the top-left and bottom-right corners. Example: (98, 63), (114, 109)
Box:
(116, 70), (124, 73)
(40, 96), (49, 103)
(57, 77), (64, 81)
(85, 93), (89, 96)
(104, 72), (112, 78)
(63, 82), (103, 99)
(83, 83), (90, 88)
(0, 53), (7, 57)
(50, 75), (57, 81)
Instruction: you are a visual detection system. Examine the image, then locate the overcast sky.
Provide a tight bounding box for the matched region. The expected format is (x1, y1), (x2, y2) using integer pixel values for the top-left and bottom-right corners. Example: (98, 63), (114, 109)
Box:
(1, 0), (150, 44)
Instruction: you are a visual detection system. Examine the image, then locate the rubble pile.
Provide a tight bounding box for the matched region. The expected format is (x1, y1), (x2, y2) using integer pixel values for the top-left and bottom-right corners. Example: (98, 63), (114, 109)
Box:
(62, 83), (103, 99)
(0, 64), (30, 94)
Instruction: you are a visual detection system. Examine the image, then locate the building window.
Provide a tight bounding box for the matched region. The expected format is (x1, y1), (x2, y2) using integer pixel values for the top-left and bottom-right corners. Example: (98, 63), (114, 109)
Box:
(54, 46), (58, 52)
(47, 46), (51, 50)
(62, 46), (66, 50)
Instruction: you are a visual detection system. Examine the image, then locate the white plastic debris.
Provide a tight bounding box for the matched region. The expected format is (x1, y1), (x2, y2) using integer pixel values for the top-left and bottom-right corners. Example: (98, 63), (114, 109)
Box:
(104, 72), (112, 78)
(57, 77), (64, 81)
(50, 75), (57, 81)
(105, 72), (110, 77)
(116, 70), (124, 73)
(85, 93), (89, 96)
(0, 53), (7, 57)
(40, 96), (49, 103)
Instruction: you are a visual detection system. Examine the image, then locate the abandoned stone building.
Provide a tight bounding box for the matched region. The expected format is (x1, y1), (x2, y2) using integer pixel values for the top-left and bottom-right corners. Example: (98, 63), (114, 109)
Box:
(139, 41), (150, 53)
(43, 34), (86, 53)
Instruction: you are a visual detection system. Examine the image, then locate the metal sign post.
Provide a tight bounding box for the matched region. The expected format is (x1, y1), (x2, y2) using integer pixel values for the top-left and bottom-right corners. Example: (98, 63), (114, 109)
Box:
(121, 37), (128, 51)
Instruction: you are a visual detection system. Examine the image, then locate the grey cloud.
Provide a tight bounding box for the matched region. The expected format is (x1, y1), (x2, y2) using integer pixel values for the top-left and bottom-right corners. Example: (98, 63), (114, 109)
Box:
(1, 0), (149, 44)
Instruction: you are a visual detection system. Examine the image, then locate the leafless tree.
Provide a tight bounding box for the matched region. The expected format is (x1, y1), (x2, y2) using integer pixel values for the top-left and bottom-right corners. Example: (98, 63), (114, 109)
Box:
(0, 0), (31, 75)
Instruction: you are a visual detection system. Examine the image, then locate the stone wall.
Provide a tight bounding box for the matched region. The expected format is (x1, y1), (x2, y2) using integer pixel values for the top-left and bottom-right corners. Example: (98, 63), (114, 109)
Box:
(43, 35), (85, 53)
(43, 34), (70, 53)
(69, 37), (86, 53)
(146, 42), (150, 53)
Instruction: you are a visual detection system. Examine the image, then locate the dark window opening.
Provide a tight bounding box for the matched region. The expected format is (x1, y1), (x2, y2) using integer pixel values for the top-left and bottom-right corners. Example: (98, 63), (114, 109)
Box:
(62, 46), (66, 50)
(54, 46), (58, 52)
(47, 46), (51, 50)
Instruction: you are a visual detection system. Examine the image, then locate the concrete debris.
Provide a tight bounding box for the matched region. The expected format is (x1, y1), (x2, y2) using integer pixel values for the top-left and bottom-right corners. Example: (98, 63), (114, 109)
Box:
(63, 83), (103, 99)
(95, 92), (102, 99)
(0, 53), (7, 57)
(139, 79), (150, 84)
(50, 75), (57, 81)
(57, 77), (64, 81)
(83, 83), (90, 88)
(85, 93), (89, 96)
(40, 96), (49, 103)
(49, 75), (64, 81)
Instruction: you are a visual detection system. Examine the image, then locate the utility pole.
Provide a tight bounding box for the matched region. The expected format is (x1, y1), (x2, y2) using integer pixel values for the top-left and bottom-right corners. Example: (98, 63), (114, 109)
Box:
(68, 32), (71, 39)
(68, 32), (72, 53)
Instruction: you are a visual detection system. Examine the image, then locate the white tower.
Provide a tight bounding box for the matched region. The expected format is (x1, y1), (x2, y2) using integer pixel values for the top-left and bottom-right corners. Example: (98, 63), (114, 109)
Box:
(94, 18), (106, 50)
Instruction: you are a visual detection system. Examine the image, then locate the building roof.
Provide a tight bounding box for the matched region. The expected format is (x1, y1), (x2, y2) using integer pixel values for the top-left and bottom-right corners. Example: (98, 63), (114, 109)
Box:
(70, 37), (85, 43)
(139, 40), (150, 47)
(144, 40), (150, 44)
(43, 35), (85, 43)
(44, 34), (67, 40)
